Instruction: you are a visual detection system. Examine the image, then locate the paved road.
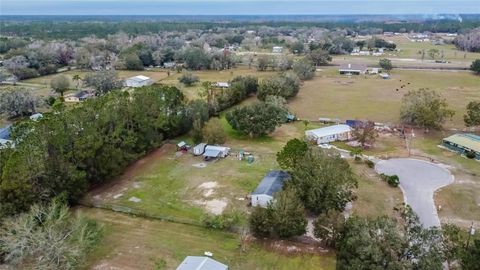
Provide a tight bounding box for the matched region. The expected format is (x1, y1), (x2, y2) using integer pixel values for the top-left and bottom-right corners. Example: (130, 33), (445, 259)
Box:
(376, 158), (453, 228)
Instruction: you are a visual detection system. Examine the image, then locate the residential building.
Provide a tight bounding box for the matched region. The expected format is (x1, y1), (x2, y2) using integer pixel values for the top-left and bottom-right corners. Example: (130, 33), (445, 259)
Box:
(213, 82), (230, 88)
(442, 133), (480, 160)
(124, 75), (154, 87)
(176, 256), (228, 270)
(305, 124), (352, 144)
(272, 46), (283, 53)
(339, 63), (368, 75)
(251, 170), (289, 207)
(65, 90), (94, 102)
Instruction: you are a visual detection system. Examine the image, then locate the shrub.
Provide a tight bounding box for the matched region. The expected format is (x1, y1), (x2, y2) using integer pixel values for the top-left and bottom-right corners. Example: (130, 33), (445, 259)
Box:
(365, 159), (375, 168)
(201, 212), (241, 231)
(178, 72), (199, 86)
(380, 173), (400, 187)
(202, 118), (226, 145)
(466, 151), (476, 159)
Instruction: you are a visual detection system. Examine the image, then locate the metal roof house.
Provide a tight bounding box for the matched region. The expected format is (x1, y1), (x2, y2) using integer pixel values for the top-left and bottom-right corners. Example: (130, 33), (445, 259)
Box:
(124, 75), (154, 88)
(305, 124), (352, 144)
(442, 133), (480, 160)
(339, 63), (368, 75)
(193, 143), (207, 156)
(251, 170), (289, 207)
(176, 256), (228, 270)
(272, 46), (283, 53)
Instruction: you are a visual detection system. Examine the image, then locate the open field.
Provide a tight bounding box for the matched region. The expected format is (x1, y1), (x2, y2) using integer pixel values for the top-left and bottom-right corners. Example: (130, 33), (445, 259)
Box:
(289, 68), (480, 128)
(79, 207), (336, 270)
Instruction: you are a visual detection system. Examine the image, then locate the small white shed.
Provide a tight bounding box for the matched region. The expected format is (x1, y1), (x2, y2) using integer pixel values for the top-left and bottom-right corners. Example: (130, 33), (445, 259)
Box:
(176, 256), (228, 270)
(305, 124), (352, 144)
(193, 143), (207, 156)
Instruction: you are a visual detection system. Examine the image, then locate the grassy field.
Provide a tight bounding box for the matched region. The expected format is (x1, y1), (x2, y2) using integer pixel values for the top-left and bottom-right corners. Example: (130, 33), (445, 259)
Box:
(289, 68), (480, 128)
(79, 207), (336, 270)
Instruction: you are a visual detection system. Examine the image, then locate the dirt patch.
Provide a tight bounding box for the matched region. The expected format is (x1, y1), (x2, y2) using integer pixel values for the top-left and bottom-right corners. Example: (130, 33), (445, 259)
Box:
(82, 144), (176, 203)
(194, 198), (228, 215)
(199, 181), (218, 189)
(192, 162), (207, 168)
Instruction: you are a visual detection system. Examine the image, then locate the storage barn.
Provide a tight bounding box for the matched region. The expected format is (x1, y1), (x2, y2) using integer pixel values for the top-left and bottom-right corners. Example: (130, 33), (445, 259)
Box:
(203, 145), (230, 159)
(442, 133), (480, 160)
(305, 124), (352, 144)
(251, 170), (289, 208)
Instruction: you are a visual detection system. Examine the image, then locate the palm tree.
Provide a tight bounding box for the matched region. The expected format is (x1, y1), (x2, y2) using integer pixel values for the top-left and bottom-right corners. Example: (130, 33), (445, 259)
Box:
(72, 74), (82, 89)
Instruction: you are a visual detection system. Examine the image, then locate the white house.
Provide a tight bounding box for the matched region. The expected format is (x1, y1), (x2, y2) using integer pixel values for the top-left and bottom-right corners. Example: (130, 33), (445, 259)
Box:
(29, 113), (43, 121)
(176, 256), (228, 270)
(339, 63), (368, 75)
(305, 124), (352, 144)
(251, 170), (289, 208)
(124, 75), (153, 87)
(272, 46), (283, 53)
(203, 145), (230, 159)
(213, 82), (230, 88)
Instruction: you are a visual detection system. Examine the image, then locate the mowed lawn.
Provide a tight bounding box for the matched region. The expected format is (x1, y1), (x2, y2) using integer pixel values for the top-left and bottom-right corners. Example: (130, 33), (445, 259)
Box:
(79, 207), (336, 270)
(289, 68), (480, 128)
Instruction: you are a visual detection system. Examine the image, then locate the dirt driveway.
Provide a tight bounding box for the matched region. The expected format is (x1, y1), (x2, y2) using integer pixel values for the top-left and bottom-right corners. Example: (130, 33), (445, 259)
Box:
(375, 158), (454, 227)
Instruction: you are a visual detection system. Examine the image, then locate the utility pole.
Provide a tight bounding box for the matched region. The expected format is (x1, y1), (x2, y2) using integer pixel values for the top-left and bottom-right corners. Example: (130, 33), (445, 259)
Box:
(466, 222), (475, 249)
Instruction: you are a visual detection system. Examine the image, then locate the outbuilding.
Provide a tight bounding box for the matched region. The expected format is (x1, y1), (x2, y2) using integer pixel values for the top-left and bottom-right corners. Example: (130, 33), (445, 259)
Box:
(203, 145), (230, 159)
(272, 46), (283, 53)
(176, 256), (228, 270)
(213, 82), (230, 88)
(251, 170), (289, 207)
(305, 124), (352, 144)
(442, 133), (480, 160)
(339, 63), (368, 75)
(30, 113), (43, 121)
(193, 143), (207, 156)
(124, 75), (154, 87)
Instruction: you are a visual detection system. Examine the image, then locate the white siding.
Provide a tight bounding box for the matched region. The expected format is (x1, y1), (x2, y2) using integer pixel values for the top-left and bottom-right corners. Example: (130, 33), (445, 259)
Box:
(251, 194), (273, 208)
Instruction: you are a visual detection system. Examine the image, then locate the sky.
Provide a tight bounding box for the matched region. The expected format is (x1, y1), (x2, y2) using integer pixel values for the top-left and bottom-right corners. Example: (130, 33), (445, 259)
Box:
(1, 0), (479, 15)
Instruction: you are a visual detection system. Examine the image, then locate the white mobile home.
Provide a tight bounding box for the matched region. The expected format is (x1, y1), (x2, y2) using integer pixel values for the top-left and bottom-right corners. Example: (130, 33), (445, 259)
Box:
(124, 75), (154, 87)
(305, 124), (352, 144)
(251, 170), (289, 208)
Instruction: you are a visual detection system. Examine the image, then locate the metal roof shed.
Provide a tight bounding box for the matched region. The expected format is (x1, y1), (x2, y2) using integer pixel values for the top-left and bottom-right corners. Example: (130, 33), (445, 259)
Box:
(176, 256), (228, 270)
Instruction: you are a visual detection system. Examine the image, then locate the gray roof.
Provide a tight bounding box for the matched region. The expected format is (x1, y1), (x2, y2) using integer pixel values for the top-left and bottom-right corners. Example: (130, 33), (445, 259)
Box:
(252, 170), (289, 196)
(204, 148), (221, 157)
(176, 256), (228, 270)
(339, 63), (367, 71)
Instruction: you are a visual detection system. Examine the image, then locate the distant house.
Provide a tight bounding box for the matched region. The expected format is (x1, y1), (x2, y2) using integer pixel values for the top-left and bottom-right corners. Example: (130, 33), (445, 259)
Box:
(203, 145), (230, 160)
(305, 124), (352, 144)
(65, 90), (94, 102)
(251, 170), (289, 207)
(124, 75), (154, 87)
(369, 68), (380, 74)
(272, 46), (283, 53)
(212, 82), (230, 88)
(163, 62), (176, 68)
(442, 133), (480, 160)
(176, 256), (228, 270)
(339, 63), (368, 75)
